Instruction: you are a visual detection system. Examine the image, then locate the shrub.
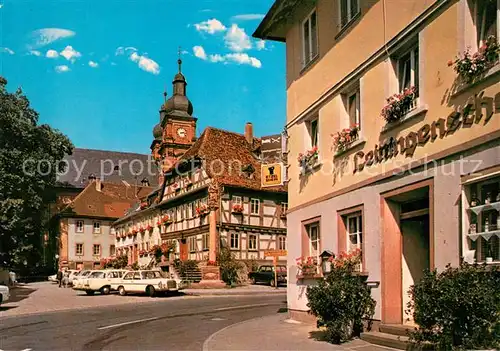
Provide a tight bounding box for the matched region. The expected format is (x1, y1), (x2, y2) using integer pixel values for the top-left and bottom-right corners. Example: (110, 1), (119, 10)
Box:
(306, 251), (375, 344)
(217, 247), (242, 286)
(408, 263), (500, 350)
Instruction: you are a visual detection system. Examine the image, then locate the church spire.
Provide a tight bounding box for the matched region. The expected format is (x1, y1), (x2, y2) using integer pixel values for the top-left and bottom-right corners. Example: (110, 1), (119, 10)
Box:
(173, 48), (186, 96)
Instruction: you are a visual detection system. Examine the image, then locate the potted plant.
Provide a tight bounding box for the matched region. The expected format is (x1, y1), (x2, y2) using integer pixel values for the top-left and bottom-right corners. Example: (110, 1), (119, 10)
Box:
(296, 256), (318, 276)
(448, 35), (499, 84)
(297, 146), (319, 175)
(332, 124), (359, 153)
(232, 204), (244, 214)
(381, 86), (417, 123)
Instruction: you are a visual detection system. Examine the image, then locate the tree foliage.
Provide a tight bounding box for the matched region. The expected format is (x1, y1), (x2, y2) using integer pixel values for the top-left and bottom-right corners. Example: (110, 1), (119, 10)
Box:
(408, 263), (500, 350)
(0, 76), (73, 272)
(217, 247), (242, 286)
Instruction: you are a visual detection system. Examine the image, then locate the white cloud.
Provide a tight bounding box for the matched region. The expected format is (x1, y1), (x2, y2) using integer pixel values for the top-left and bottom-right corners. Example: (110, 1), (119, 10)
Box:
(60, 45), (81, 62)
(129, 51), (160, 75)
(0, 47), (14, 55)
(194, 18), (226, 34)
(231, 14), (265, 21)
(225, 53), (261, 68)
(46, 49), (59, 58)
(256, 40), (266, 51)
(224, 24), (252, 52)
(88, 60), (98, 68)
(0, 4), (3, 9)
(30, 28), (75, 48)
(193, 46), (207, 60)
(55, 65), (70, 73)
(29, 50), (41, 56)
(209, 54), (225, 63)
(115, 46), (138, 56)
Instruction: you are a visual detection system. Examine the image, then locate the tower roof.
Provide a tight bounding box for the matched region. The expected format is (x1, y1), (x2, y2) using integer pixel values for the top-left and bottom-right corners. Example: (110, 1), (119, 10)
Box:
(161, 58), (193, 117)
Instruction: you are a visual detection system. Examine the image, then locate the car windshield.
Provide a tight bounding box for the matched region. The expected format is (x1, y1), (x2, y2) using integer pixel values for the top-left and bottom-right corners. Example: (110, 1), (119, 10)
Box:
(141, 271), (163, 279)
(90, 272), (105, 278)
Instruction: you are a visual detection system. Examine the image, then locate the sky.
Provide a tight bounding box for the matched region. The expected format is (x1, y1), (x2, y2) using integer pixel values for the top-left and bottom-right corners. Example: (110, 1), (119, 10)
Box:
(0, 0), (286, 154)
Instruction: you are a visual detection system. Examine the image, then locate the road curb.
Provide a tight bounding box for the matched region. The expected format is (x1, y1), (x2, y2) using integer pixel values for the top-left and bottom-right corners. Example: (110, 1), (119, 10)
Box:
(183, 291), (286, 297)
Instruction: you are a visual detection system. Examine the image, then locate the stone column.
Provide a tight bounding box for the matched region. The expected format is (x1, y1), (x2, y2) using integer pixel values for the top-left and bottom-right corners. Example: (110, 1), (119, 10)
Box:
(209, 210), (217, 262)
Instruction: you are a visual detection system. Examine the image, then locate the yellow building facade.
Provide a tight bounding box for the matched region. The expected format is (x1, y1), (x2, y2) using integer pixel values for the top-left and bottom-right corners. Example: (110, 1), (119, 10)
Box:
(256, 0), (500, 325)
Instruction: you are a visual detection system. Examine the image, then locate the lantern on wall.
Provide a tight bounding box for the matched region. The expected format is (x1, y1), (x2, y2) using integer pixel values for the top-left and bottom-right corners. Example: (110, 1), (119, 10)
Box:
(320, 250), (334, 275)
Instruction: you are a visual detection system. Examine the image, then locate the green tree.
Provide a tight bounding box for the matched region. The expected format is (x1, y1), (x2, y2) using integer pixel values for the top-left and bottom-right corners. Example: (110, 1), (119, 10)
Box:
(0, 77), (73, 273)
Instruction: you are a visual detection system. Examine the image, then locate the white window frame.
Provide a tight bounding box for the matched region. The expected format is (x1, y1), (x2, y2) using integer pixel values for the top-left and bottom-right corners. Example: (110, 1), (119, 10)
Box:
(93, 221), (101, 234)
(302, 8), (318, 67)
(339, 0), (360, 29)
(397, 45), (419, 98)
(230, 232), (240, 250)
(189, 236), (196, 253)
(248, 234), (257, 251)
(233, 195), (242, 206)
(278, 236), (286, 250)
(281, 202), (288, 214)
(346, 87), (361, 130)
(202, 234), (209, 251)
(307, 223), (320, 262)
(76, 220), (84, 233)
(473, 0), (500, 47)
(250, 199), (260, 215)
(75, 243), (84, 256)
(93, 244), (101, 256)
(307, 118), (319, 148)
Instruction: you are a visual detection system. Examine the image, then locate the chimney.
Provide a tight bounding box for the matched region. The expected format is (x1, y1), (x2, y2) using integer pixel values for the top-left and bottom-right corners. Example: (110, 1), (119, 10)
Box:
(95, 178), (102, 192)
(245, 122), (253, 145)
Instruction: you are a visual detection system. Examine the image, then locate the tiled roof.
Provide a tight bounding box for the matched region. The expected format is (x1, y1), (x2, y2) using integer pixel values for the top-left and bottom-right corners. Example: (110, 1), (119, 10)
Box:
(174, 127), (286, 192)
(56, 148), (158, 189)
(59, 181), (153, 219)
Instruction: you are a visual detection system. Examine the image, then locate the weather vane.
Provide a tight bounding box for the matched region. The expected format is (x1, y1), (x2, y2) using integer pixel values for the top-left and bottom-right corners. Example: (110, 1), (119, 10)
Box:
(177, 46), (183, 72)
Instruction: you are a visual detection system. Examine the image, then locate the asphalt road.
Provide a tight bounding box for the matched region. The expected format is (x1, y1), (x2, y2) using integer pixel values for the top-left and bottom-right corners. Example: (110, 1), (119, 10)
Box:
(0, 294), (287, 351)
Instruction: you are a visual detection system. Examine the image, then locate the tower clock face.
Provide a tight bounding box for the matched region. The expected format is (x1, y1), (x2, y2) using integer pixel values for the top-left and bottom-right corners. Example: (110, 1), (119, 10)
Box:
(177, 127), (187, 138)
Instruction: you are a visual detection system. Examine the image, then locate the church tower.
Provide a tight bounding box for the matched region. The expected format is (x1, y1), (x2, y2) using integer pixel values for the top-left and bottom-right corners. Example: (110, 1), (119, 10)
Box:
(151, 58), (197, 176)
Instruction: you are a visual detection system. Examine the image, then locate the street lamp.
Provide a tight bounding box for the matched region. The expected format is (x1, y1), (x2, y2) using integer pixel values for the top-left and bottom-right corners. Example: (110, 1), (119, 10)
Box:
(320, 250), (334, 275)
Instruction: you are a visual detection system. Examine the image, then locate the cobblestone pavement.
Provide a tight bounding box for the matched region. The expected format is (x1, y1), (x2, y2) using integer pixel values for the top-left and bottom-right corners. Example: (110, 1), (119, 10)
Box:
(0, 282), (285, 318)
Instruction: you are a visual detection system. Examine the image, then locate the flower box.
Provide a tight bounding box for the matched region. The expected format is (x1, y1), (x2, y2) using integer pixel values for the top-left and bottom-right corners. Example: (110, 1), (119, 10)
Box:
(232, 204), (244, 214)
(296, 256), (319, 277)
(448, 35), (499, 84)
(196, 204), (210, 216)
(381, 86), (417, 123)
(297, 146), (319, 175)
(332, 124), (359, 153)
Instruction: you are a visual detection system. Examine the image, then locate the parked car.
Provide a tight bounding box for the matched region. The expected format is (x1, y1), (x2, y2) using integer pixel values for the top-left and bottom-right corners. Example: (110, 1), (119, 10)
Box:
(113, 270), (185, 297)
(0, 285), (9, 305)
(73, 270), (128, 295)
(48, 274), (57, 282)
(248, 265), (287, 287)
(72, 270), (94, 288)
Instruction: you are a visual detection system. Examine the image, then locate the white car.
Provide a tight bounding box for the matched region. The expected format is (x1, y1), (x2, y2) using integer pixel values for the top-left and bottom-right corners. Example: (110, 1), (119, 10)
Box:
(74, 270), (127, 295)
(48, 274), (57, 282)
(114, 270), (185, 297)
(0, 285), (9, 305)
(72, 270), (94, 289)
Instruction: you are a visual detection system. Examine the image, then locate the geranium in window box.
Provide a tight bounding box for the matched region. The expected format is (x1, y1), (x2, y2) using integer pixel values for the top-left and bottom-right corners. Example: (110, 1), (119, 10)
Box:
(161, 215), (173, 225)
(196, 204), (210, 216)
(380, 86), (417, 123)
(297, 146), (319, 175)
(296, 256), (319, 276)
(332, 124), (359, 153)
(448, 35), (499, 84)
(232, 204), (244, 214)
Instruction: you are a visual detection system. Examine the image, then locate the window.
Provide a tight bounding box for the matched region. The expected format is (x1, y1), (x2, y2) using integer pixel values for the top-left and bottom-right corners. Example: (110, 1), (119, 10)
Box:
(308, 118), (319, 148)
(93, 222), (101, 234)
(76, 220), (84, 233)
(306, 222), (320, 261)
(75, 243), (84, 256)
(347, 213), (363, 270)
(93, 244), (101, 256)
(233, 196), (242, 206)
(110, 245), (116, 256)
(398, 45), (419, 98)
(202, 234), (209, 251)
(302, 9), (318, 66)
(179, 205), (184, 220)
(230, 233), (240, 249)
(185, 204), (190, 219)
(189, 236), (196, 253)
(340, 0), (360, 28)
(346, 87), (361, 130)
(248, 234), (257, 251)
(278, 236), (286, 250)
(250, 199), (260, 215)
(191, 202), (196, 218)
(281, 202), (288, 215)
(475, 0), (498, 46)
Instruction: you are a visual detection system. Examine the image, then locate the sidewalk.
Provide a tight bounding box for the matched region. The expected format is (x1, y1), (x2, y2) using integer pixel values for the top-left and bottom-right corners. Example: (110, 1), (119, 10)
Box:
(185, 285), (286, 296)
(203, 314), (395, 351)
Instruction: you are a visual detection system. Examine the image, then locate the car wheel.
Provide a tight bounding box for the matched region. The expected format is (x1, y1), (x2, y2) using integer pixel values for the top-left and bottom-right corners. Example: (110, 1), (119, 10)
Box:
(118, 286), (126, 296)
(146, 285), (155, 297)
(101, 286), (110, 295)
(251, 277), (257, 285)
(85, 290), (95, 296)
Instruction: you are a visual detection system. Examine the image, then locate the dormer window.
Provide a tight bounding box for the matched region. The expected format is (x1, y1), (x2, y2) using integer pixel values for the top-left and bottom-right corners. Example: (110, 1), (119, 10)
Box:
(241, 164), (255, 179)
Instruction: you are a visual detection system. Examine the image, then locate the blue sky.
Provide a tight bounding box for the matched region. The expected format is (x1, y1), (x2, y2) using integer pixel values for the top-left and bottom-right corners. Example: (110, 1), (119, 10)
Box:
(0, 0), (285, 154)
